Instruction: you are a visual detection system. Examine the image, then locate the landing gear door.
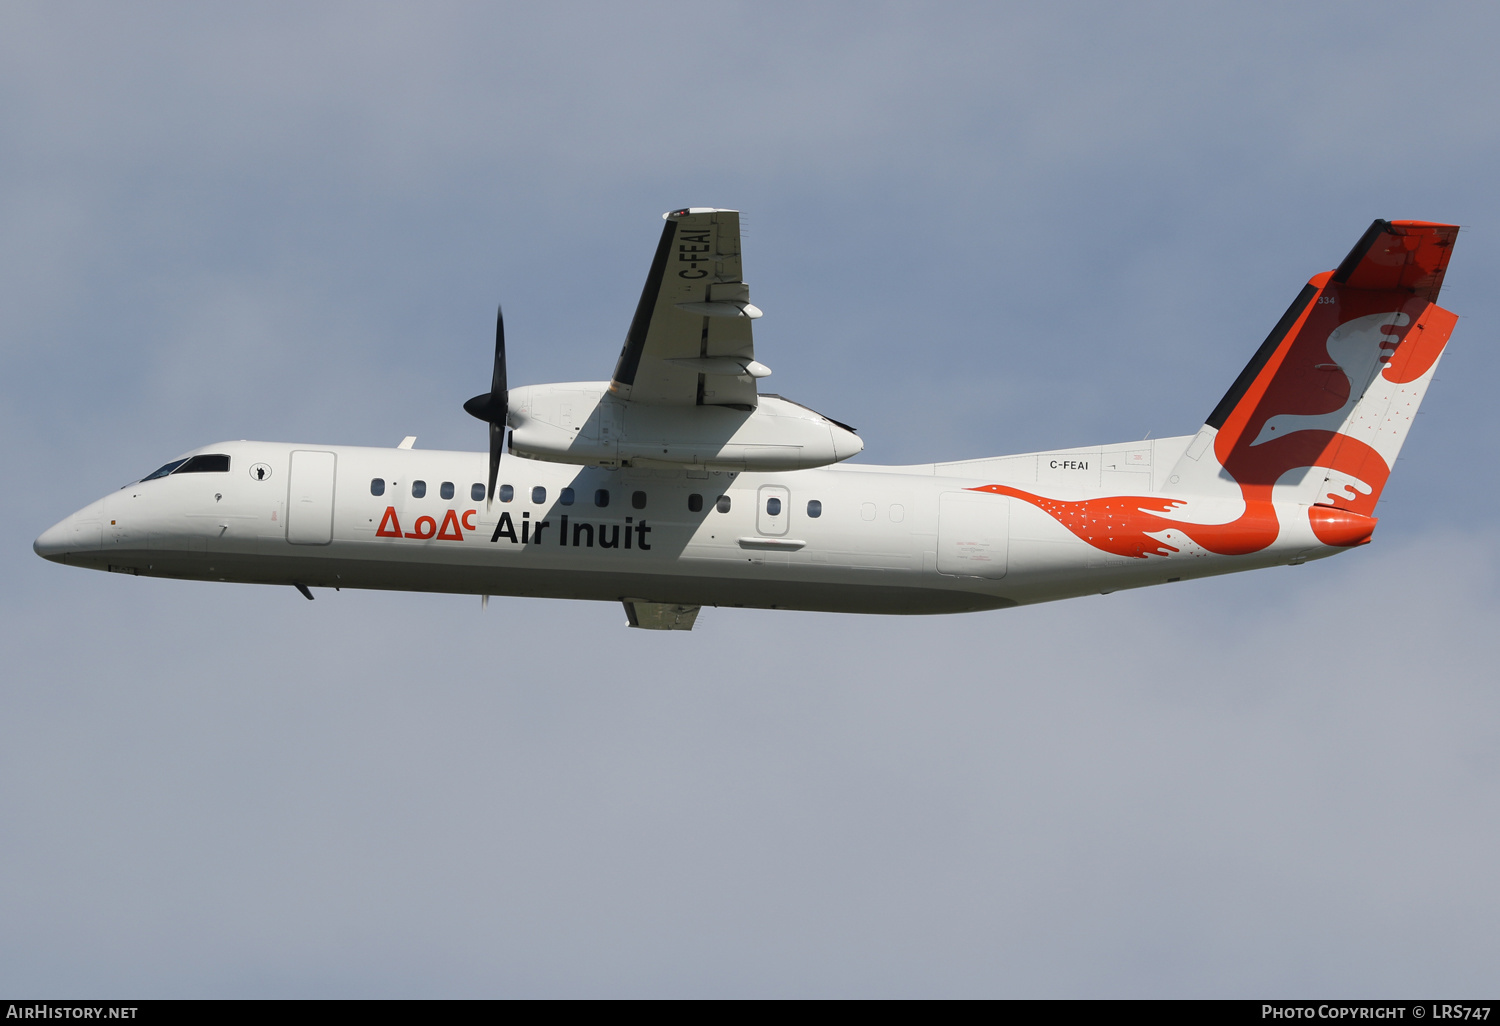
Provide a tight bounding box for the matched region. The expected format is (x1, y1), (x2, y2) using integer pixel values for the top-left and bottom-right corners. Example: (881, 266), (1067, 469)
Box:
(286, 450), (337, 545)
(937, 491), (1008, 578)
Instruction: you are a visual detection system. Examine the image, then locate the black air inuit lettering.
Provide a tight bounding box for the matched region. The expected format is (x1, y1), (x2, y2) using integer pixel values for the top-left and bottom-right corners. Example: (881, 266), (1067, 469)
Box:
(491, 512), (518, 544)
(481, 511), (650, 552)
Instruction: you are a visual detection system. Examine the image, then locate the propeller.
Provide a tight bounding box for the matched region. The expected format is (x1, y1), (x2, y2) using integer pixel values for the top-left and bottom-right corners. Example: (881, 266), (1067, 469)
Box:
(463, 305), (508, 508)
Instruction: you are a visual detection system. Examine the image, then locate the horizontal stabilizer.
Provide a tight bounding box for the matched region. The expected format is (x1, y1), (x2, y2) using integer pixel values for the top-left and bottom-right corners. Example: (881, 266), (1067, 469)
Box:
(1332, 219), (1457, 302)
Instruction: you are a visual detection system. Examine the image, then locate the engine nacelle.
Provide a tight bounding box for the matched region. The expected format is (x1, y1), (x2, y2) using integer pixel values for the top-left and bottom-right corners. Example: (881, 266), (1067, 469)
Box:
(507, 382), (863, 471)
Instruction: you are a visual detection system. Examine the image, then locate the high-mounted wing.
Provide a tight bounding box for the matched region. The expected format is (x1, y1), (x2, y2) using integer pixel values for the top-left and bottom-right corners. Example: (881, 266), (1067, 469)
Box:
(609, 208), (769, 407)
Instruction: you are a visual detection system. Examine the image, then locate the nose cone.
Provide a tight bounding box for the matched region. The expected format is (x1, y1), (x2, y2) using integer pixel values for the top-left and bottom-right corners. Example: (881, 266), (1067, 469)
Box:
(34, 504), (104, 564)
(33, 519), (74, 562)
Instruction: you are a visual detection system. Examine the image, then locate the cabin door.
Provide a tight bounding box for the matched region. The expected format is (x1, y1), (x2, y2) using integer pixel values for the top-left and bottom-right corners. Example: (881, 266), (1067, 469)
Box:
(286, 450), (337, 545)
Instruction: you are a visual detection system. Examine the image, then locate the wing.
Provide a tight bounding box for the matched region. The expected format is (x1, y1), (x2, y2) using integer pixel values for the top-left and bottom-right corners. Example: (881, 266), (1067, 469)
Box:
(609, 208), (768, 407)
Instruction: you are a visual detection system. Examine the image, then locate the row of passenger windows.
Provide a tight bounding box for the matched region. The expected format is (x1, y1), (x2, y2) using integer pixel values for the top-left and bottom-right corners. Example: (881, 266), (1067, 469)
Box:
(371, 479), (642, 508)
(372, 479), (486, 502)
(368, 477), (824, 518)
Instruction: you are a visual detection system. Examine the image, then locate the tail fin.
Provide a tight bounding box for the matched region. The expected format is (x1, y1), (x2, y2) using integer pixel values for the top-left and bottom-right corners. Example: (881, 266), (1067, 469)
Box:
(1169, 219), (1459, 520)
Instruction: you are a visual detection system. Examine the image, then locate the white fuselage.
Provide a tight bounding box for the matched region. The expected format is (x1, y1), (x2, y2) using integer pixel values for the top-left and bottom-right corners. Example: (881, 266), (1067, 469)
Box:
(35, 436), (1346, 615)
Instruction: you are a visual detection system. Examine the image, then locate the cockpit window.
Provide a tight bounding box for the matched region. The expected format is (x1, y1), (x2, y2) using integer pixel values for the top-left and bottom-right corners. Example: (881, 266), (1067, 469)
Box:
(140, 453), (229, 481)
(141, 459), (189, 481)
(175, 454), (231, 474)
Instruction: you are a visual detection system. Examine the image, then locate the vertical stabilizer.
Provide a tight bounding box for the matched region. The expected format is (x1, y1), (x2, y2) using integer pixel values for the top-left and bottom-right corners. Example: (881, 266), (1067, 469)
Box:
(1169, 220), (1459, 526)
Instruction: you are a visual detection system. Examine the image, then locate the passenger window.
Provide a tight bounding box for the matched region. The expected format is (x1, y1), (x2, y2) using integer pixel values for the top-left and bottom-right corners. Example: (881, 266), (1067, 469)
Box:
(807, 499), (822, 518)
(471, 483), (485, 502)
(411, 480), (426, 499)
(532, 486), (546, 504)
(175, 454), (231, 474)
(716, 495), (731, 514)
(560, 487), (575, 506)
(499, 484), (514, 502)
(632, 490), (647, 510)
(766, 497), (782, 516)
(440, 482), (454, 500)
(688, 493), (703, 513)
(594, 489), (610, 508)
(371, 478), (386, 496)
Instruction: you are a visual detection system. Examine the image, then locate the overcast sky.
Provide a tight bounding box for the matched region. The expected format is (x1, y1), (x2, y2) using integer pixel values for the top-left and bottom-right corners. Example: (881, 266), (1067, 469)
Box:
(3, 2), (1499, 997)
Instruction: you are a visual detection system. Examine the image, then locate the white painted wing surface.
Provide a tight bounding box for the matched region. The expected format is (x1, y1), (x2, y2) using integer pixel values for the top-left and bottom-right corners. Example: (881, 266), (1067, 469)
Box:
(608, 208), (764, 407)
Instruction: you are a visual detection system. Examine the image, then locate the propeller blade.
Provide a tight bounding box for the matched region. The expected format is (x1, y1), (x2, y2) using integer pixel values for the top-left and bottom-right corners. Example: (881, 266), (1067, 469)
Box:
(463, 304), (510, 509)
(492, 304), (507, 398)
(488, 420), (503, 510)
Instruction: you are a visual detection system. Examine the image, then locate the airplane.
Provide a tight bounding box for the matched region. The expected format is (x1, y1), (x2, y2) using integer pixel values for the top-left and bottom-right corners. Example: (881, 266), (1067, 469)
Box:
(34, 210), (1460, 630)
